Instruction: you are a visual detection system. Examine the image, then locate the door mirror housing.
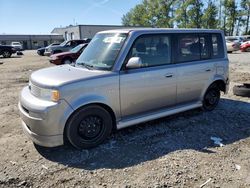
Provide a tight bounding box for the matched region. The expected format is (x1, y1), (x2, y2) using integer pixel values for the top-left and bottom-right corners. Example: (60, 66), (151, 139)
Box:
(126, 57), (142, 69)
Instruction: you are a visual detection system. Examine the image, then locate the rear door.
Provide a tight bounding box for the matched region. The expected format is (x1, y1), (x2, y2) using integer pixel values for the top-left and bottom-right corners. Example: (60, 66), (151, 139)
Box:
(174, 33), (215, 104)
(120, 34), (177, 118)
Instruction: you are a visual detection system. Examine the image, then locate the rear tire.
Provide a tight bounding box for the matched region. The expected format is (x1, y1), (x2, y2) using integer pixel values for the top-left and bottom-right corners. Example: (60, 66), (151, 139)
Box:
(202, 84), (220, 111)
(66, 105), (113, 149)
(2, 51), (11, 58)
(245, 47), (250, 52)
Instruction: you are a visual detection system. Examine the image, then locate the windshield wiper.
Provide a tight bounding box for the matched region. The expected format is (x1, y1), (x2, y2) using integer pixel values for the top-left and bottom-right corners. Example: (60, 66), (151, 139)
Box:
(77, 62), (94, 70)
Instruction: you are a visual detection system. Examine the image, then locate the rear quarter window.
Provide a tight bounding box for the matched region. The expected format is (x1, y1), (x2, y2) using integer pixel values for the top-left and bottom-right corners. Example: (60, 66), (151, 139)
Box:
(212, 34), (224, 59)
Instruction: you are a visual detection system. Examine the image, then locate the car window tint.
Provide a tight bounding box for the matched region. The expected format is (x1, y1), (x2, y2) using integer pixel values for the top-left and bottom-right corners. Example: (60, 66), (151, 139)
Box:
(212, 34), (224, 58)
(128, 35), (171, 68)
(176, 34), (200, 62)
(200, 34), (210, 59)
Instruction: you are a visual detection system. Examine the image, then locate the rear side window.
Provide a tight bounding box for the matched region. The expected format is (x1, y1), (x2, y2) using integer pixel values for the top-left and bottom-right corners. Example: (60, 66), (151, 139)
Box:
(176, 34), (201, 62)
(212, 34), (224, 58)
(127, 35), (171, 68)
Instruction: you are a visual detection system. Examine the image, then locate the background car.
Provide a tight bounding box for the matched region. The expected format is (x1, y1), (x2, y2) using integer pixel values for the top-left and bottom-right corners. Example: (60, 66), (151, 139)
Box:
(37, 43), (60, 56)
(240, 41), (250, 52)
(0, 45), (16, 58)
(49, 43), (88, 65)
(44, 38), (91, 56)
(11, 42), (23, 51)
(226, 40), (240, 53)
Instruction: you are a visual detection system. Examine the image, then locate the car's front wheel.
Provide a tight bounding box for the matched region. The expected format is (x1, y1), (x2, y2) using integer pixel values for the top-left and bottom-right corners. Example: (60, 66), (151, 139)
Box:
(2, 51), (12, 58)
(202, 84), (220, 111)
(66, 105), (113, 149)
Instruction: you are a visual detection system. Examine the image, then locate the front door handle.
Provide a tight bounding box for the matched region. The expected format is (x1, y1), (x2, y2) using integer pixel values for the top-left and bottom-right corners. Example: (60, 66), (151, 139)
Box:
(165, 74), (173, 78)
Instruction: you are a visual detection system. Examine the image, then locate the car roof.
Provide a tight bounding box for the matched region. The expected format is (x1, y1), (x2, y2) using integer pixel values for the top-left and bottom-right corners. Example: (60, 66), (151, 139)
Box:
(98, 28), (224, 34)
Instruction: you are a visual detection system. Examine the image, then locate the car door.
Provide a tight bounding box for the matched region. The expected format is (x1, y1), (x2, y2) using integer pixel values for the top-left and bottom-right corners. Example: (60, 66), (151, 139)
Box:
(120, 34), (177, 118)
(174, 33), (215, 104)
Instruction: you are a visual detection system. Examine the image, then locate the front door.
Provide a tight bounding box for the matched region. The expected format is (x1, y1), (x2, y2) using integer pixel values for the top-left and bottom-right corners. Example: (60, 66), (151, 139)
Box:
(120, 34), (177, 118)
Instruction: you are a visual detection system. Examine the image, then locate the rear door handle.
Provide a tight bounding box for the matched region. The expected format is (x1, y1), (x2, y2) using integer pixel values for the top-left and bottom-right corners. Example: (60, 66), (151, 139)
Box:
(165, 74), (173, 78)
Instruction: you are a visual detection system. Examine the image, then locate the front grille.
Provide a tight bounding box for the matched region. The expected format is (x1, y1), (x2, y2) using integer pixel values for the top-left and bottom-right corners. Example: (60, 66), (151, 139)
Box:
(30, 83), (41, 97)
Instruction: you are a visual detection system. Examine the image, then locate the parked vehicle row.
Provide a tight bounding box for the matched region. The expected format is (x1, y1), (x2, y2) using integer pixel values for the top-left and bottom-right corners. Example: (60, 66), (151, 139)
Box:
(49, 43), (88, 65)
(44, 39), (91, 56)
(240, 41), (250, 52)
(37, 43), (60, 56)
(19, 28), (229, 149)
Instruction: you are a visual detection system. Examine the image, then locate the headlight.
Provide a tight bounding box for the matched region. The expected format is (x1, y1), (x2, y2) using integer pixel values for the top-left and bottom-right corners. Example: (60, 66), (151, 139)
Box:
(30, 83), (60, 102)
(40, 88), (60, 102)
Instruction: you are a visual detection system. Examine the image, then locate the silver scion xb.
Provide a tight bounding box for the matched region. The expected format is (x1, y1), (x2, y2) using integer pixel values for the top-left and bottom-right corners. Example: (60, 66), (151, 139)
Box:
(19, 29), (229, 149)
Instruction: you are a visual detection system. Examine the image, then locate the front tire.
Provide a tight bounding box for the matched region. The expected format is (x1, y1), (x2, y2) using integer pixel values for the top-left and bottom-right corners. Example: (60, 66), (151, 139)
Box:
(2, 51), (11, 58)
(63, 58), (72, 64)
(66, 105), (113, 149)
(202, 84), (220, 111)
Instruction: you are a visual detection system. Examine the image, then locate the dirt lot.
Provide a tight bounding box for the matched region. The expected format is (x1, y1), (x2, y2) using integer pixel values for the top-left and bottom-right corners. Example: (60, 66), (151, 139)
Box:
(0, 51), (250, 188)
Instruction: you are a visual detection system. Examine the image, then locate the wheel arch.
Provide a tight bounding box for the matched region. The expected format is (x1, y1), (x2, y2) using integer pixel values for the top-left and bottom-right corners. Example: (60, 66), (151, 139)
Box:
(63, 102), (117, 143)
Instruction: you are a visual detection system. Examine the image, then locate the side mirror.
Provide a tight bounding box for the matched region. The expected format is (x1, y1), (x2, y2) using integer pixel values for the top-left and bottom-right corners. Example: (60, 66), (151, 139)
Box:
(126, 57), (142, 69)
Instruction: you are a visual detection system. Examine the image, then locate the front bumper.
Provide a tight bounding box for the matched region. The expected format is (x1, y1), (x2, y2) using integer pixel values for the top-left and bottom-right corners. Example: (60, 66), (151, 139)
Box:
(19, 86), (74, 147)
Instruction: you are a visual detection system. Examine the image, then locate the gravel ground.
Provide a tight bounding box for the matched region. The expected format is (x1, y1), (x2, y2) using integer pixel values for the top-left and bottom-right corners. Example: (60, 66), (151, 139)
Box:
(0, 51), (250, 188)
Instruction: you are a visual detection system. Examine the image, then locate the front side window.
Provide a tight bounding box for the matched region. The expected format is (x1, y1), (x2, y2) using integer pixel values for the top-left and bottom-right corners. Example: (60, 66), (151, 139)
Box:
(76, 33), (127, 70)
(126, 35), (171, 68)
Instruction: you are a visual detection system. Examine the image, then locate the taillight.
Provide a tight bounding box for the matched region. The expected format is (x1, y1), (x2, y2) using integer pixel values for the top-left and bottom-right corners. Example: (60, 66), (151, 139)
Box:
(232, 44), (235, 47)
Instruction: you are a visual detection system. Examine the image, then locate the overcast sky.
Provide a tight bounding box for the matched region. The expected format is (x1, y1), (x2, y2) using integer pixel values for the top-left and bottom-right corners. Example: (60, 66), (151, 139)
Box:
(0, 0), (142, 34)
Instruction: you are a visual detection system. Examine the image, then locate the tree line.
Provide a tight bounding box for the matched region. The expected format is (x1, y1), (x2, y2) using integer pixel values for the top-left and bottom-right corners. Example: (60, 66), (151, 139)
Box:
(122, 0), (250, 36)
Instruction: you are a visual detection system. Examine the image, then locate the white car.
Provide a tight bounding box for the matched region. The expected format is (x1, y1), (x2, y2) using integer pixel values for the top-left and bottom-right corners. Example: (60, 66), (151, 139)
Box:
(226, 40), (240, 53)
(11, 42), (23, 51)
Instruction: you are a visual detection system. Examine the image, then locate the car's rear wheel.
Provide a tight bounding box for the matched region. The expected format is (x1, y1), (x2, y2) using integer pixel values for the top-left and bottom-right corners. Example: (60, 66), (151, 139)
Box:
(66, 105), (113, 149)
(202, 84), (220, 111)
(245, 47), (250, 52)
(2, 51), (11, 58)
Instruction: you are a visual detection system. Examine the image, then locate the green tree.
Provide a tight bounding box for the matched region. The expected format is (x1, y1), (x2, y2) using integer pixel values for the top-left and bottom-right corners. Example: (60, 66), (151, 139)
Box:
(241, 0), (250, 34)
(223, 0), (238, 35)
(202, 0), (218, 29)
(121, 0), (176, 28)
(187, 0), (203, 28)
(175, 0), (190, 28)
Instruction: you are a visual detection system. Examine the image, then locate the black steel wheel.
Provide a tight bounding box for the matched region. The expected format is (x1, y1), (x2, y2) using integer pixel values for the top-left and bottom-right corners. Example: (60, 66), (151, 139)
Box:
(202, 85), (220, 111)
(66, 105), (113, 149)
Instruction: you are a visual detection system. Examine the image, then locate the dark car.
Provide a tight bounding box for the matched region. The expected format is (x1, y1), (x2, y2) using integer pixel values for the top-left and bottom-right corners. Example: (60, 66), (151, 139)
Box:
(37, 43), (60, 56)
(44, 39), (91, 56)
(0, 45), (16, 58)
(49, 43), (88, 65)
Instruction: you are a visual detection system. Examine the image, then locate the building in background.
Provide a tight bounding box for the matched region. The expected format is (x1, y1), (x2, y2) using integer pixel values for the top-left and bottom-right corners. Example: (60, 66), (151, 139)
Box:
(0, 34), (64, 50)
(52, 25), (136, 40)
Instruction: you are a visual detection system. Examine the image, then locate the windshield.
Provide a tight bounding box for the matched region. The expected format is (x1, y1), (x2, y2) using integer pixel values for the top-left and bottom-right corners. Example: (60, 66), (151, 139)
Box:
(70, 44), (84, 53)
(60, 41), (68, 46)
(76, 33), (127, 70)
(12, 42), (20, 45)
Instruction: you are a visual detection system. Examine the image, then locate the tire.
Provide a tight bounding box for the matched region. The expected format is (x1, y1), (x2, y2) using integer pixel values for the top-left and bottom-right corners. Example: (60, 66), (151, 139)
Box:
(2, 51), (11, 58)
(202, 84), (220, 111)
(63, 58), (72, 64)
(228, 51), (233, 53)
(66, 105), (113, 149)
(245, 47), (250, 52)
(233, 85), (250, 97)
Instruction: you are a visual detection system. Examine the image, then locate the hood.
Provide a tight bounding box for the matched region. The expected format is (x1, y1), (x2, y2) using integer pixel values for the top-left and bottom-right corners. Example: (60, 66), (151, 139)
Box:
(51, 51), (73, 58)
(30, 65), (110, 88)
